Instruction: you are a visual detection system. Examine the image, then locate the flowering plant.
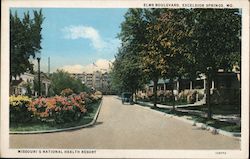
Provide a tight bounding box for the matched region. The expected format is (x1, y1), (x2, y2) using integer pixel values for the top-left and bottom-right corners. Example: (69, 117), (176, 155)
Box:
(10, 91), (101, 124)
(28, 95), (87, 123)
(9, 95), (33, 122)
(10, 95), (31, 107)
(60, 88), (74, 97)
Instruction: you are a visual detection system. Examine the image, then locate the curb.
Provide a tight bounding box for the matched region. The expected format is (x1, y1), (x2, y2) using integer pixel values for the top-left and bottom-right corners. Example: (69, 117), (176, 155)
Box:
(135, 102), (241, 139)
(10, 99), (103, 134)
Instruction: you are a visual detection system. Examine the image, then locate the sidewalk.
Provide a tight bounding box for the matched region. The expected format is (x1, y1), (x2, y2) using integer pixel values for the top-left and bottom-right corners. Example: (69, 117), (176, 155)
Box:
(136, 101), (241, 125)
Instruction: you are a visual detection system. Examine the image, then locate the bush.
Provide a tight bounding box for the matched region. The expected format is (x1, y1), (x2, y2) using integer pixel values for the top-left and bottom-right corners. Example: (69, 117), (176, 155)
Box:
(29, 95), (87, 123)
(147, 91), (153, 99)
(178, 90), (197, 104)
(10, 95), (33, 122)
(94, 91), (103, 98)
(60, 88), (74, 97)
(164, 90), (173, 98)
(187, 90), (197, 104)
(10, 91), (102, 124)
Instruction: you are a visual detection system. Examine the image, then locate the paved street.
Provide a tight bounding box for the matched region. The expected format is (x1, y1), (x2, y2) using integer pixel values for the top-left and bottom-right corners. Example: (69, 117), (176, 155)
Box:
(10, 96), (240, 149)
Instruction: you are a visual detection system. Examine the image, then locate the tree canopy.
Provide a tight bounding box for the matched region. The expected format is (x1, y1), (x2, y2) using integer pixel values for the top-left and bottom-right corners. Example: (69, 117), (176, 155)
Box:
(10, 9), (44, 79)
(50, 70), (90, 95)
(110, 8), (241, 117)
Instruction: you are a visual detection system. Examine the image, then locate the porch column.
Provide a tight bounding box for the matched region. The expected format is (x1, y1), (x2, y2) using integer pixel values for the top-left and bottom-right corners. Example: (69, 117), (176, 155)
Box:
(211, 80), (215, 89)
(203, 79), (206, 90)
(203, 79), (206, 102)
(176, 81), (180, 93)
(190, 81), (193, 90)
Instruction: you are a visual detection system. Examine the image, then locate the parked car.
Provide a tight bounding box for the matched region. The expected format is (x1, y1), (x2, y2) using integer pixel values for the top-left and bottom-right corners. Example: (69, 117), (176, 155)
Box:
(121, 92), (133, 104)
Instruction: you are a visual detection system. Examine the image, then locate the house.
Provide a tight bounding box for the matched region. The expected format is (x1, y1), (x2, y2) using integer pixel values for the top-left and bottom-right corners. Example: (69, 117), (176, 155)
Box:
(10, 72), (51, 97)
(140, 71), (240, 104)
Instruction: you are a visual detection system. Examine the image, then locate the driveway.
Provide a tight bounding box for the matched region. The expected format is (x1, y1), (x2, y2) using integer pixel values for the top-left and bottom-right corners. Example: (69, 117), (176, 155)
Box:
(10, 96), (240, 149)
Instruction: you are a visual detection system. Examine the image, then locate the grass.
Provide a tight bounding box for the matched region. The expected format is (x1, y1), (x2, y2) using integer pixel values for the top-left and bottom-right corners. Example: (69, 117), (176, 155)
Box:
(158, 100), (188, 106)
(10, 100), (101, 132)
(181, 104), (241, 115)
(137, 99), (188, 106)
(137, 102), (241, 133)
(190, 115), (241, 133)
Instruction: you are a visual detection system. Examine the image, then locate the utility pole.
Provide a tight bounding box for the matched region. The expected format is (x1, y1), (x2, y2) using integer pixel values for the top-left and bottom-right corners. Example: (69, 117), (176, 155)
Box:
(48, 57), (50, 76)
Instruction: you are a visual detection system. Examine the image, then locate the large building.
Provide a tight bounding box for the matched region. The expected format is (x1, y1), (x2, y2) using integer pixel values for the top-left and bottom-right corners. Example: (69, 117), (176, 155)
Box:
(71, 71), (111, 93)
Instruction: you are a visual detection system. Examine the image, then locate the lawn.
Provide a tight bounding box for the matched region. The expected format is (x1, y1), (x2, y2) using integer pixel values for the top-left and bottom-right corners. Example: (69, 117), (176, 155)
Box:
(189, 115), (241, 132)
(10, 100), (101, 132)
(158, 100), (188, 106)
(137, 103), (241, 133)
(180, 104), (241, 115)
(137, 99), (188, 106)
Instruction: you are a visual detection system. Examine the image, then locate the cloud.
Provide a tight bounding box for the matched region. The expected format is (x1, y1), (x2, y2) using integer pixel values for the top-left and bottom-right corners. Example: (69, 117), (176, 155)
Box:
(62, 25), (121, 59)
(62, 25), (106, 50)
(59, 59), (113, 74)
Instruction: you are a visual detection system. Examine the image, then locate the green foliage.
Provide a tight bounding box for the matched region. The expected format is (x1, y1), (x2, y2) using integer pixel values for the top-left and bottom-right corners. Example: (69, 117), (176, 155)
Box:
(113, 8), (241, 116)
(50, 70), (89, 95)
(9, 95), (33, 123)
(10, 9), (44, 79)
(111, 9), (148, 94)
(189, 9), (241, 119)
(190, 9), (241, 74)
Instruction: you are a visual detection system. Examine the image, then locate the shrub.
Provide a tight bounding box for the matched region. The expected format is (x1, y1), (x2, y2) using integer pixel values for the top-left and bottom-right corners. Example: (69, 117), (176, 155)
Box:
(94, 91), (103, 99)
(60, 88), (74, 97)
(157, 90), (165, 97)
(10, 91), (102, 124)
(147, 91), (153, 98)
(10, 95), (33, 122)
(28, 95), (87, 123)
(164, 90), (173, 99)
(178, 90), (197, 104)
(187, 90), (197, 104)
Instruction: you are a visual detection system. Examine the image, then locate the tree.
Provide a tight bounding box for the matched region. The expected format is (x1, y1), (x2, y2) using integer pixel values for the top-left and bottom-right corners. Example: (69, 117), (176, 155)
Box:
(190, 9), (241, 119)
(156, 9), (195, 111)
(50, 70), (88, 95)
(139, 8), (169, 108)
(111, 9), (148, 96)
(10, 9), (44, 80)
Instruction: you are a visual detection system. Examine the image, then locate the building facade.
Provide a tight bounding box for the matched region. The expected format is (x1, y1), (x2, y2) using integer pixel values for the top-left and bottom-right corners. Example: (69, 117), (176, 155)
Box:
(71, 71), (111, 93)
(10, 72), (51, 97)
(139, 71), (240, 105)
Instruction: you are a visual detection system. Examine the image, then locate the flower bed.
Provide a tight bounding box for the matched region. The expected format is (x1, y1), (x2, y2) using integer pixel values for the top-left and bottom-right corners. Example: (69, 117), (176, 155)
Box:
(10, 95), (32, 123)
(10, 91), (102, 131)
(29, 95), (87, 123)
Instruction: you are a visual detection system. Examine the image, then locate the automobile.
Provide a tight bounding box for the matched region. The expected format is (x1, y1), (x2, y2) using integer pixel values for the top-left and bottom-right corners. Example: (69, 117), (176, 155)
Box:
(121, 92), (134, 104)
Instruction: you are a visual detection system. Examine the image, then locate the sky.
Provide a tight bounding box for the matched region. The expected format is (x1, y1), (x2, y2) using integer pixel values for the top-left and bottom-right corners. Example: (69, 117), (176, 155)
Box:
(13, 8), (128, 73)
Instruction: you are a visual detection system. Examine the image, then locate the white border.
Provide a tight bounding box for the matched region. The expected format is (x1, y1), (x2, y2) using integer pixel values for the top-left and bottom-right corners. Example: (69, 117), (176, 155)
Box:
(1, 0), (249, 158)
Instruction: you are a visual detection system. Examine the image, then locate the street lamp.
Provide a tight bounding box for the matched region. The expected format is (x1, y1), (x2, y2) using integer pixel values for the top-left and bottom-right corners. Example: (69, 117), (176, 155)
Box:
(36, 51), (41, 96)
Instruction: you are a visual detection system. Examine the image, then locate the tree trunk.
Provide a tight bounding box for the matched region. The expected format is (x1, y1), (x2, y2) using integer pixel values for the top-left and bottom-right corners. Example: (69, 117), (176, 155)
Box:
(153, 78), (158, 108)
(171, 79), (175, 112)
(206, 73), (212, 119)
(133, 89), (137, 103)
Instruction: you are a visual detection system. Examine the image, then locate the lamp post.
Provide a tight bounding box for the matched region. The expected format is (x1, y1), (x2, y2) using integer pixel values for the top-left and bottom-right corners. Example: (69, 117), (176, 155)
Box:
(37, 51), (41, 96)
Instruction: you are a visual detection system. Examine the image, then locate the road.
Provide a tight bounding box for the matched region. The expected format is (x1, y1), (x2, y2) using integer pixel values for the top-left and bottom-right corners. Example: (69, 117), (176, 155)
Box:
(10, 96), (240, 149)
